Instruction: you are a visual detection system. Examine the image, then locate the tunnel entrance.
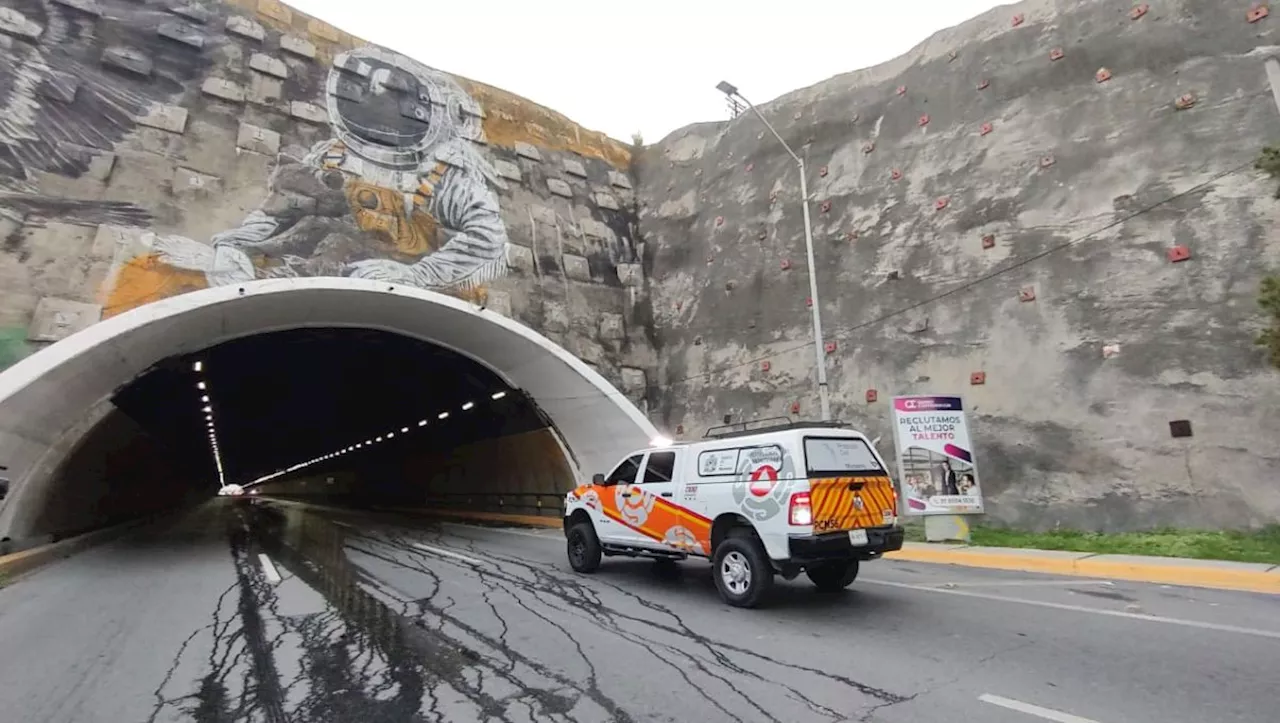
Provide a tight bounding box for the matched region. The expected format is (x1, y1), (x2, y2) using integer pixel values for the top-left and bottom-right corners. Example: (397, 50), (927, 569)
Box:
(0, 278), (657, 548)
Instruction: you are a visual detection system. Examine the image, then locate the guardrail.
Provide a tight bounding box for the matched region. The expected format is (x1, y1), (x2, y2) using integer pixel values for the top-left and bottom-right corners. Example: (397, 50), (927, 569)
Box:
(421, 491), (565, 518)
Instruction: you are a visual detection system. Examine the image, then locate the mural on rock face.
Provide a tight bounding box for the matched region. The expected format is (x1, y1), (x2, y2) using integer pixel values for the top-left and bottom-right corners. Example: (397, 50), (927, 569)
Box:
(108, 46), (509, 315)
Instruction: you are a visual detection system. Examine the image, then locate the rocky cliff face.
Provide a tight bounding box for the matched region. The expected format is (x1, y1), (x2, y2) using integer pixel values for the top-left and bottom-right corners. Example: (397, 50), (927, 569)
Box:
(0, 0), (655, 403)
(4, 0), (1279, 532)
(638, 0), (1280, 530)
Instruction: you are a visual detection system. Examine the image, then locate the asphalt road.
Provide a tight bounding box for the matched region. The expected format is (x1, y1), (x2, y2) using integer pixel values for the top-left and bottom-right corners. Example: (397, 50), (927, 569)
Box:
(0, 500), (1277, 723)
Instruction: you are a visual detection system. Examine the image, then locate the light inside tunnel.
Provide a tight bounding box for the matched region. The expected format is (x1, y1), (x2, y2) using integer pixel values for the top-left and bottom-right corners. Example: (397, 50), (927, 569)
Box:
(0, 280), (657, 548)
(192, 361), (226, 487)
(35, 326), (561, 519)
(244, 383), (518, 487)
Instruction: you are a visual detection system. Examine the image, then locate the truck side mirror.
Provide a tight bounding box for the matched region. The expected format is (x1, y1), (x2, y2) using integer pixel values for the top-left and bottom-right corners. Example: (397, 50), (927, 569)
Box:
(591, 473), (606, 486)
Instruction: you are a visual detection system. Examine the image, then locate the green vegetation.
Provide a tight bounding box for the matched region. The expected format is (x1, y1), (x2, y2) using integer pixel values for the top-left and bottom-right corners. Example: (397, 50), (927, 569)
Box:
(1256, 144), (1280, 197)
(0, 327), (32, 372)
(902, 518), (925, 542)
(1258, 274), (1280, 369)
(901, 519), (1280, 564)
(969, 526), (1280, 565)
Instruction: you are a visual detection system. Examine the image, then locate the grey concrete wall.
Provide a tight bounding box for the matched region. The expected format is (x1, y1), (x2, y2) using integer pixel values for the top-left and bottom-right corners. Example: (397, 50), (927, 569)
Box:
(22, 406), (204, 539)
(0, 0), (656, 403)
(260, 427), (574, 517)
(636, 0), (1280, 531)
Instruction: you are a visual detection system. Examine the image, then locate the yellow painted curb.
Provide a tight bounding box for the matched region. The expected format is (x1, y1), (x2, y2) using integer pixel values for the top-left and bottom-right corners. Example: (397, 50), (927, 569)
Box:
(886, 546), (1280, 595)
(1074, 557), (1280, 595)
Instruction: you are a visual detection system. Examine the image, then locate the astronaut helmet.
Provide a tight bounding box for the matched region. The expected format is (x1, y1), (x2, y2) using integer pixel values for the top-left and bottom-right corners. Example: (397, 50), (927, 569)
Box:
(324, 46), (484, 170)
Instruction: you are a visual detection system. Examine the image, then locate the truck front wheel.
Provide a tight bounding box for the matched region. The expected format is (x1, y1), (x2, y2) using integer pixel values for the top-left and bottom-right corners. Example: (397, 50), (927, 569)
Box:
(806, 559), (860, 592)
(566, 521), (602, 573)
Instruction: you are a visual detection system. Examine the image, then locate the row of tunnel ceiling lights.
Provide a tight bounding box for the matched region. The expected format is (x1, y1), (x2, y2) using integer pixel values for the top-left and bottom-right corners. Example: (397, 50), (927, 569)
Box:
(193, 360), (227, 488)
(244, 390), (511, 487)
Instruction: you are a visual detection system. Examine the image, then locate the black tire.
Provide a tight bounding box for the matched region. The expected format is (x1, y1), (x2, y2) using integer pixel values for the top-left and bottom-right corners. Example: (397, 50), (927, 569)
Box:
(566, 521), (602, 573)
(711, 530), (774, 608)
(806, 560), (860, 592)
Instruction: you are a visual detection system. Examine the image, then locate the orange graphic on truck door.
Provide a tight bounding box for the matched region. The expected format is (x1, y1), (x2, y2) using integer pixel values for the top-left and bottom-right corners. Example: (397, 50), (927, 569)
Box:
(569, 484), (712, 555)
(809, 476), (897, 533)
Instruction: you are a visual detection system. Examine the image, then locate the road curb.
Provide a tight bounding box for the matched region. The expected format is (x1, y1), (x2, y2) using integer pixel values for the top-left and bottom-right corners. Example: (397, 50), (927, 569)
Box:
(886, 544), (1280, 595)
(0, 518), (147, 584)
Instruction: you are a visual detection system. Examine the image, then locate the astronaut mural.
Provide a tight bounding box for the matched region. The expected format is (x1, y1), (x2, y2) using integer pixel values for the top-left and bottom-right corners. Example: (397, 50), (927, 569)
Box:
(115, 45), (509, 309)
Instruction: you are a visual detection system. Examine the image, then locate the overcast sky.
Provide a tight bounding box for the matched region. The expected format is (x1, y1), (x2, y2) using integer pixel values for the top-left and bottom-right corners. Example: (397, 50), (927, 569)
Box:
(288, 0), (1004, 144)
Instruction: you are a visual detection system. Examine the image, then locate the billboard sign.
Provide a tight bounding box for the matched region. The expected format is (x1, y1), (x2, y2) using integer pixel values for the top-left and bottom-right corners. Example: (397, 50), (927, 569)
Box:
(891, 395), (984, 515)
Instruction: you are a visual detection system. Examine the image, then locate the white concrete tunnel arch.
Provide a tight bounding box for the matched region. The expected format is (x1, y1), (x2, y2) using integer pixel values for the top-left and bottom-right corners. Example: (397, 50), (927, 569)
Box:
(0, 277), (658, 533)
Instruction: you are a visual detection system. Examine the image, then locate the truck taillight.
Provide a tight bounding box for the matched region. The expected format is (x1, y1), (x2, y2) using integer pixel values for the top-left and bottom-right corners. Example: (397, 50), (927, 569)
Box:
(789, 491), (812, 526)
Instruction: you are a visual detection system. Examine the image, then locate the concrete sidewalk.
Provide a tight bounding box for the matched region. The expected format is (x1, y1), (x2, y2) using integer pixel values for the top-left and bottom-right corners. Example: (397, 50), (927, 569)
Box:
(886, 542), (1280, 595)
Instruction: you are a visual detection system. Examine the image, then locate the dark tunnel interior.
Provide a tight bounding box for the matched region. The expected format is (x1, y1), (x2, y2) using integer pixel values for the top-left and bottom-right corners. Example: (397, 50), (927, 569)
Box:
(23, 328), (574, 542)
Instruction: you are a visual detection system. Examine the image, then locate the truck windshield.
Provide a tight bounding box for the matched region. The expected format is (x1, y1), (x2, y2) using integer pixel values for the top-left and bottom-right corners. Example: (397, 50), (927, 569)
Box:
(804, 437), (884, 476)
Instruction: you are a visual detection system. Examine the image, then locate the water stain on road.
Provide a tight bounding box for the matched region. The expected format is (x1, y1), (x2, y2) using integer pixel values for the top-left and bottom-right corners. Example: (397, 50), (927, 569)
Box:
(143, 504), (910, 723)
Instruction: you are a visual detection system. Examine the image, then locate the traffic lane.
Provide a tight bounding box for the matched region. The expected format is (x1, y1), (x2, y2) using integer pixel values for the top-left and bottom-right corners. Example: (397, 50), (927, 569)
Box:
(306, 517), (1025, 723)
(296, 514), (1075, 721)
(0, 501), (511, 723)
(348, 516), (1280, 723)
(238, 504), (1269, 723)
(412, 519), (1280, 636)
(0, 502), (280, 723)
(324, 518), (909, 722)
(867, 557), (1280, 634)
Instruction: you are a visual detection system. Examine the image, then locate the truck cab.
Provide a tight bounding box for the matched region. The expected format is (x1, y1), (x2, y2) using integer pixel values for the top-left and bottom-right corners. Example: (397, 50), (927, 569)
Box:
(562, 419), (905, 607)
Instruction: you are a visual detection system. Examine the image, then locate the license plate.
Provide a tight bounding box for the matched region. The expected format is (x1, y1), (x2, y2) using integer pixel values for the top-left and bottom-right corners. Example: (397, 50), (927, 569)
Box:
(848, 529), (869, 546)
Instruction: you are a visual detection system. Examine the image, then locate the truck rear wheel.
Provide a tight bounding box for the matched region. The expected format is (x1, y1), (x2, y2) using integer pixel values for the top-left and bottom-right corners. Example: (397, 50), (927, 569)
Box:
(566, 521), (602, 573)
(806, 559), (860, 592)
(712, 531), (774, 608)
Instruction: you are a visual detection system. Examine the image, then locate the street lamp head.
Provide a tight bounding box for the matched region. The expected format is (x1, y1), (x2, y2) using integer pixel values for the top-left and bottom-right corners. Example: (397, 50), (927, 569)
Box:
(715, 80), (738, 97)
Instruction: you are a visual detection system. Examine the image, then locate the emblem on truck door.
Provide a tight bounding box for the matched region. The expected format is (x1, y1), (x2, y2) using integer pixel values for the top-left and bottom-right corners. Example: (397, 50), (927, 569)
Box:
(853, 495), (865, 511)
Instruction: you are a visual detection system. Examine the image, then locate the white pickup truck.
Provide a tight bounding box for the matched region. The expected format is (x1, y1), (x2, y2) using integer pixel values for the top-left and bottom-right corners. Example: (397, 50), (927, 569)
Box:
(563, 420), (904, 607)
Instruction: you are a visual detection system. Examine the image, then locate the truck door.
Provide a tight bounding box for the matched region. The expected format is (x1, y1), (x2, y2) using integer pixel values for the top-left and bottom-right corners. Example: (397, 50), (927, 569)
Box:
(625, 450), (680, 550)
(599, 450), (679, 548)
(592, 453), (644, 544)
(631, 450), (710, 555)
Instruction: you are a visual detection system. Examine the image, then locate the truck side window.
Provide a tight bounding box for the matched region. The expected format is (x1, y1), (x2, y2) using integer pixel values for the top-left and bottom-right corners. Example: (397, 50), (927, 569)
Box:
(606, 454), (643, 485)
(641, 451), (676, 484)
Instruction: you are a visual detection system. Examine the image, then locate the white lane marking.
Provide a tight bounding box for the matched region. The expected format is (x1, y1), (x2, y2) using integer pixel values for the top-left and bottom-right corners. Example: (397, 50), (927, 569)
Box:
(441, 522), (562, 541)
(928, 579), (1115, 589)
(257, 554), (282, 583)
(412, 542), (485, 565)
(331, 520), (354, 529)
(979, 694), (1102, 723)
(862, 579), (1280, 640)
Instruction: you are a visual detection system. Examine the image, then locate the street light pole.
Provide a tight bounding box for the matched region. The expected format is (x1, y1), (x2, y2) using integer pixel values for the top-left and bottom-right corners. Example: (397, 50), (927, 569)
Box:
(1265, 56), (1280, 115)
(717, 81), (832, 420)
